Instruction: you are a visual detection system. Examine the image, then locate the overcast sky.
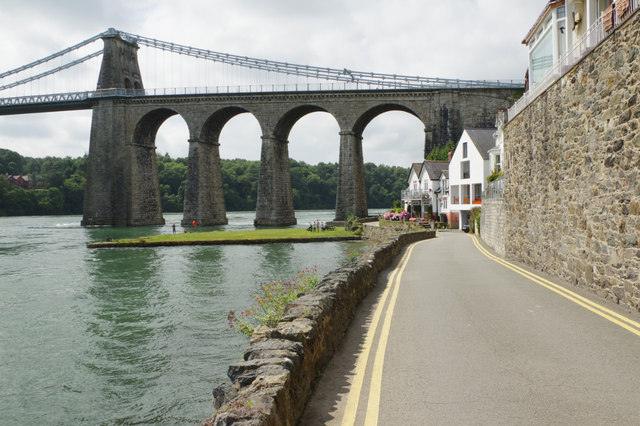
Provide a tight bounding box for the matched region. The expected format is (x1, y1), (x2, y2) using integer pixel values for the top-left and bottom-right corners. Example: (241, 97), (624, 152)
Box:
(0, 0), (548, 166)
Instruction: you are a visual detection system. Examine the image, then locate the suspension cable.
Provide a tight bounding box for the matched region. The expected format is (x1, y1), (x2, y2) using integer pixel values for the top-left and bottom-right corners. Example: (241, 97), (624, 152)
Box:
(0, 50), (103, 92)
(115, 30), (522, 89)
(0, 34), (103, 80)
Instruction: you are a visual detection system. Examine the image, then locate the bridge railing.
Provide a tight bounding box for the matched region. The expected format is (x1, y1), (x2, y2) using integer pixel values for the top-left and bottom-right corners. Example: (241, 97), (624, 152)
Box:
(0, 80), (524, 108)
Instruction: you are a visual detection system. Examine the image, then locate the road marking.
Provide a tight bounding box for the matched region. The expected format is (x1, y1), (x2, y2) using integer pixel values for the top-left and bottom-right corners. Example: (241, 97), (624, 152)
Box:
(471, 236), (640, 337)
(341, 242), (419, 426)
(364, 242), (416, 425)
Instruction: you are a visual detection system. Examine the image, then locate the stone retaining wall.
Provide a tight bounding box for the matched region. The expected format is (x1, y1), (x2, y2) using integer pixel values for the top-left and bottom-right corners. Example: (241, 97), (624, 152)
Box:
(480, 199), (507, 257)
(203, 229), (436, 425)
(503, 11), (640, 307)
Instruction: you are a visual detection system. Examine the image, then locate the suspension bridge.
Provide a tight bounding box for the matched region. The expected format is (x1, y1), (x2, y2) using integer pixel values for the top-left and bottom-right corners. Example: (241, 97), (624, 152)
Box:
(0, 28), (523, 226)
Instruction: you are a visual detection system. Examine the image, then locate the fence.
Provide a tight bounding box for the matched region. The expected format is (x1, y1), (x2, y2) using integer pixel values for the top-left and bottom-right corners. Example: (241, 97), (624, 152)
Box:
(483, 176), (504, 200)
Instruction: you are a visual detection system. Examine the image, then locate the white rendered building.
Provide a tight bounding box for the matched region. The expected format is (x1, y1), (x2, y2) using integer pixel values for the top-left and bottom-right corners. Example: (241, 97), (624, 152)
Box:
(448, 129), (495, 229)
(401, 161), (449, 219)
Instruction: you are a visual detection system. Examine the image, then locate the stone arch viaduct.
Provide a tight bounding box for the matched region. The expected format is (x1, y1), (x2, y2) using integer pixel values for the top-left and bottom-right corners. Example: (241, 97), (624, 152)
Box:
(82, 33), (518, 226)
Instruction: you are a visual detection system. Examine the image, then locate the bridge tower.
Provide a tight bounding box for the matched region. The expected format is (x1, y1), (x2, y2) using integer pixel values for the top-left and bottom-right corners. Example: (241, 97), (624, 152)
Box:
(82, 29), (164, 226)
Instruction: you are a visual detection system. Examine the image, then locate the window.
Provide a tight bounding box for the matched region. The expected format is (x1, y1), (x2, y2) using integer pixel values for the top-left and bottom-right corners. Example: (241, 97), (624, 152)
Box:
(462, 185), (471, 204)
(462, 142), (468, 158)
(530, 29), (553, 85)
(473, 183), (482, 204)
(461, 161), (470, 179)
(557, 5), (566, 18)
(451, 185), (460, 204)
(557, 7), (567, 58)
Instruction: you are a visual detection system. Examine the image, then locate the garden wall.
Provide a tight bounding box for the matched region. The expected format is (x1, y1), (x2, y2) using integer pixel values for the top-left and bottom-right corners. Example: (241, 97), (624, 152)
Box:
(203, 229), (436, 425)
(363, 220), (425, 241)
(503, 10), (640, 307)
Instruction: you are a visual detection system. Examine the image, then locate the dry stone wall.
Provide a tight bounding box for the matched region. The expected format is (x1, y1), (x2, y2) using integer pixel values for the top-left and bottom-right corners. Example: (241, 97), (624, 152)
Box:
(503, 11), (640, 307)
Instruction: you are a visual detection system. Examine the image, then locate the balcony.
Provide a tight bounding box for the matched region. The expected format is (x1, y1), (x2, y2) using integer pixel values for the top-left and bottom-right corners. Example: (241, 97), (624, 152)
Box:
(401, 189), (429, 201)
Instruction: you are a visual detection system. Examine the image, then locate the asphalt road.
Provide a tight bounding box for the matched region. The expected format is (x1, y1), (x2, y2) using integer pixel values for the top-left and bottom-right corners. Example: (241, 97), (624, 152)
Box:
(300, 231), (640, 425)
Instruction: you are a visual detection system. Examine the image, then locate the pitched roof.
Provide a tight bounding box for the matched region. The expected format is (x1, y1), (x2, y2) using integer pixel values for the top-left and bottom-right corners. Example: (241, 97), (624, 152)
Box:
(407, 162), (423, 181)
(465, 128), (496, 160)
(523, 0), (564, 45)
(422, 161), (449, 180)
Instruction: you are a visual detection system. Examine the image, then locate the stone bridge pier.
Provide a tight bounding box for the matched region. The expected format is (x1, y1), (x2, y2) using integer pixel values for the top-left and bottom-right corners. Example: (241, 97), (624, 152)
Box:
(254, 134), (296, 226)
(335, 131), (367, 220)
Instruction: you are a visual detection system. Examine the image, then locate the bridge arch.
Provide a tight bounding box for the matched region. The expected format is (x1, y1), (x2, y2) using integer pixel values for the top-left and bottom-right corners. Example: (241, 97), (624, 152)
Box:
(334, 103), (425, 221)
(272, 105), (332, 141)
(127, 107), (191, 226)
(182, 107), (260, 227)
(132, 107), (184, 147)
(200, 106), (254, 143)
(352, 103), (422, 138)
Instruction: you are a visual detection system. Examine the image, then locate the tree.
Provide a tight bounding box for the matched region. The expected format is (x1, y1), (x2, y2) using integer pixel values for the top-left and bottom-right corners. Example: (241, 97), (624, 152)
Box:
(62, 174), (86, 214)
(426, 141), (456, 161)
(0, 150), (409, 215)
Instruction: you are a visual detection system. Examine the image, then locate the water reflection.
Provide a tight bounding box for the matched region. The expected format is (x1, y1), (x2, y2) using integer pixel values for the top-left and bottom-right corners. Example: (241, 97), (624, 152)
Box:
(259, 243), (294, 279)
(84, 247), (173, 422)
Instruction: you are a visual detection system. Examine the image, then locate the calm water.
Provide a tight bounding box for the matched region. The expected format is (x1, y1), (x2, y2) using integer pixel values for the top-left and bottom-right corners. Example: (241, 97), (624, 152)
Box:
(0, 210), (374, 425)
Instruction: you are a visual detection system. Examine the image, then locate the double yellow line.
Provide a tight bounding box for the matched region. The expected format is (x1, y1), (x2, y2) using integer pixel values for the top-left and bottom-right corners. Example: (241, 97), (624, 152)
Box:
(471, 235), (640, 337)
(341, 241), (421, 426)
(341, 236), (640, 426)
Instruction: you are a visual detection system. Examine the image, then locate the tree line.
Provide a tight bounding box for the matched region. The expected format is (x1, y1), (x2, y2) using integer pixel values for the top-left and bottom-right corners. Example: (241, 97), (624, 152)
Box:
(0, 149), (409, 216)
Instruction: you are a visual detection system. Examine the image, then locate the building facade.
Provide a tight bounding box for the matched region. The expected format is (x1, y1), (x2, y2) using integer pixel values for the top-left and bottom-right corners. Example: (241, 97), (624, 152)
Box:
(448, 129), (495, 229)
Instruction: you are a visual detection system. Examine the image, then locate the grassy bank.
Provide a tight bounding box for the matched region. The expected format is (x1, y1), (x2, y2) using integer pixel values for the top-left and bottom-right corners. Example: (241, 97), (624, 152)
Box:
(88, 227), (360, 248)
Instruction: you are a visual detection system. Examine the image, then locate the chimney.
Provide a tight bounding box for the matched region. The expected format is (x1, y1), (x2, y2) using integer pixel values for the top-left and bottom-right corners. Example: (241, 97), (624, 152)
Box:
(448, 150), (453, 162)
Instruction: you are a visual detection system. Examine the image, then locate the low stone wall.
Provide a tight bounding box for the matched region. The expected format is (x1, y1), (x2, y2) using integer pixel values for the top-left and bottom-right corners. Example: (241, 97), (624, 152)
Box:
(203, 229), (436, 425)
(363, 220), (424, 241)
(480, 199), (507, 257)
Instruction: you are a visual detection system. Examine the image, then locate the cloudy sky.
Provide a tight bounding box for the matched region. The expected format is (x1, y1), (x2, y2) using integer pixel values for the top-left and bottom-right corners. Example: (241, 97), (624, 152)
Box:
(0, 0), (548, 166)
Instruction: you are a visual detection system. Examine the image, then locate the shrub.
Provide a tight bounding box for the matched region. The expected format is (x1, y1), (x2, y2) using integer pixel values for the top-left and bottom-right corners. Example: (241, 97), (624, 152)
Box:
(383, 210), (411, 221)
(487, 170), (503, 183)
(470, 207), (481, 235)
(227, 267), (319, 337)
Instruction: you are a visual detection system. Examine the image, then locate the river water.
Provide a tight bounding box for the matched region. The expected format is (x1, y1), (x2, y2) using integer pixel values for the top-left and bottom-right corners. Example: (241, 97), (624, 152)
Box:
(0, 210), (374, 425)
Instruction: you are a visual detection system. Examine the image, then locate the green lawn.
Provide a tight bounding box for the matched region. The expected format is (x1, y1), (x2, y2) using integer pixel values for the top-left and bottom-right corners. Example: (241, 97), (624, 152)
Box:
(90, 227), (359, 247)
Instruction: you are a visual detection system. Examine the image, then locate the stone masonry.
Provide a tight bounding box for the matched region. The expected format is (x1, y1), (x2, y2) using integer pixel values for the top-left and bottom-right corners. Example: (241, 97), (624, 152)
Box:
(83, 33), (518, 227)
(503, 10), (640, 308)
(480, 197), (507, 257)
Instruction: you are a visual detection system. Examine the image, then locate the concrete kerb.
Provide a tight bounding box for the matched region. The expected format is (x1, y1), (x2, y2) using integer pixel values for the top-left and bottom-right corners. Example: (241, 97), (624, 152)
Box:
(203, 228), (436, 425)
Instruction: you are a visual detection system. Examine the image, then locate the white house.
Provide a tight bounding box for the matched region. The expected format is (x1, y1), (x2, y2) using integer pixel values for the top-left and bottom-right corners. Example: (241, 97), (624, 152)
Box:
(401, 160), (449, 219)
(435, 169), (449, 222)
(524, 0), (616, 89)
(488, 109), (507, 174)
(448, 129), (495, 229)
